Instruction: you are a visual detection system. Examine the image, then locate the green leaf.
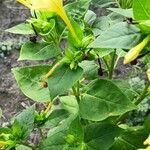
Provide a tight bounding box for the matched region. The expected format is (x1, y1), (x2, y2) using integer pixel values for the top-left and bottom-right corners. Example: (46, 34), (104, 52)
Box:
(16, 145), (32, 150)
(13, 106), (35, 139)
(40, 115), (76, 150)
(39, 132), (66, 150)
(19, 42), (60, 61)
(84, 123), (122, 150)
(44, 96), (78, 129)
(48, 64), (83, 99)
(12, 65), (51, 102)
(112, 79), (135, 101)
(139, 20), (150, 34)
(60, 96), (79, 114)
(79, 79), (136, 121)
(79, 60), (99, 80)
(95, 48), (114, 58)
(133, 0), (150, 20)
(68, 117), (84, 141)
(92, 16), (111, 36)
(108, 8), (133, 18)
(89, 22), (141, 49)
(44, 109), (70, 128)
(12, 120), (23, 139)
(5, 23), (34, 35)
(65, 0), (91, 19)
(110, 126), (148, 150)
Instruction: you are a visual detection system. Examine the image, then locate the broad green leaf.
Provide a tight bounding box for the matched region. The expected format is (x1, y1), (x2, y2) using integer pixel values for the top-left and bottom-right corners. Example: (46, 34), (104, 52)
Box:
(44, 96), (78, 129)
(19, 42), (60, 61)
(133, 0), (150, 20)
(84, 123), (122, 150)
(47, 114), (76, 137)
(44, 109), (70, 128)
(108, 8), (133, 18)
(39, 131), (66, 150)
(13, 106), (35, 139)
(108, 12), (125, 25)
(129, 77), (145, 94)
(92, 16), (111, 36)
(112, 80), (135, 101)
(89, 22), (141, 49)
(79, 60), (99, 80)
(48, 64), (83, 99)
(139, 20), (150, 34)
(6, 23), (34, 35)
(95, 48), (114, 58)
(12, 65), (51, 102)
(79, 79), (136, 121)
(65, 0), (91, 19)
(110, 126), (148, 150)
(40, 115), (76, 150)
(60, 96), (79, 114)
(16, 145), (32, 150)
(68, 117), (84, 141)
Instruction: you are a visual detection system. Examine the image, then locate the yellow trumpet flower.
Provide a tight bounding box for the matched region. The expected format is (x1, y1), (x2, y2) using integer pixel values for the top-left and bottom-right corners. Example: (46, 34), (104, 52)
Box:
(0, 141), (9, 148)
(147, 69), (150, 81)
(124, 35), (150, 64)
(144, 135), (150, 146)
(17, 0), (79, 42)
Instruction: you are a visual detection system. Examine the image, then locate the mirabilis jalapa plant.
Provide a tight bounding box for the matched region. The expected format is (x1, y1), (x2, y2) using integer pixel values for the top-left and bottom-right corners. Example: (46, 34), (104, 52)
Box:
(1, 0), (150, 149)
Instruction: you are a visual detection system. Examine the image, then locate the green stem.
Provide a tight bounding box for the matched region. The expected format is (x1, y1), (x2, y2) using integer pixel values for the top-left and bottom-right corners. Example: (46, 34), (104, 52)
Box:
(72, 84), (80, 104)
(134, 81), (150, 105)
(109, 50), (116, 79)
(77, 81), (80, 96)
(103, 58), (110, 71)
(115, 0), (121, 8)
(41, 58), (65, 84)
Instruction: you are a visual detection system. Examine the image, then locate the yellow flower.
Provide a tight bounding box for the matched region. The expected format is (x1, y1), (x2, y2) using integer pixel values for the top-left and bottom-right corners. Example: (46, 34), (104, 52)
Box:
(124, 35), (150, 64)
(0, 141), (9, 148)
(17, 0), (79, 42)
(147, 69), (150, 81)
(138, 146), (150, 150)
(144, 135), (150, 145)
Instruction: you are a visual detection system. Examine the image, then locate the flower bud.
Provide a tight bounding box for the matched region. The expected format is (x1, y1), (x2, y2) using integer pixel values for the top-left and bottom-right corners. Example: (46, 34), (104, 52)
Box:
(124, 35), (150, 64)
(17, 0), (79, 42)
